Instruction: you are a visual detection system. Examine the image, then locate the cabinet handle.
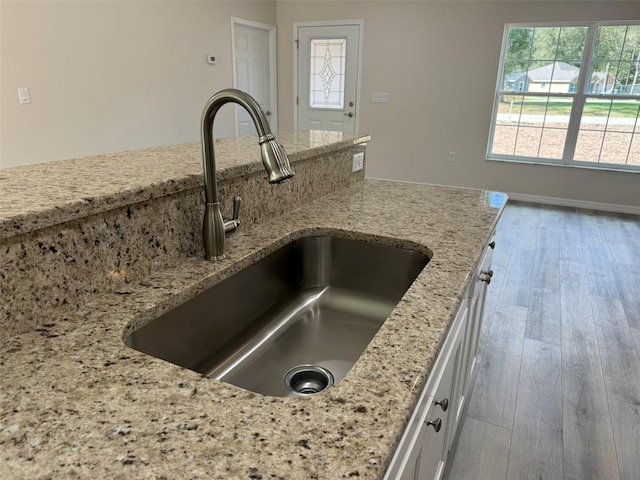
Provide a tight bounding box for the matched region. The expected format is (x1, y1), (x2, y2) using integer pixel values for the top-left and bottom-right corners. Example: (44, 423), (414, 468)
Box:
(481, 269), (494, 284)
(434, 397), (449, 411)
(426, 418), (442, 432)
(489, 241), (496, 249)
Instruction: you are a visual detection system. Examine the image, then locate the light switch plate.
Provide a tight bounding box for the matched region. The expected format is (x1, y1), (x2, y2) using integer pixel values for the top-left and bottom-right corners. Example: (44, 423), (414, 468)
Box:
(372, 92), (389, 103)
(18, 87), (31, 105)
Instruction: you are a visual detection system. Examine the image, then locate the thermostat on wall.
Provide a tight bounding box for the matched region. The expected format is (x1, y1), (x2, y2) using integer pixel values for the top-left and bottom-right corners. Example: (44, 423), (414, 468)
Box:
(207, 55), (217, 65)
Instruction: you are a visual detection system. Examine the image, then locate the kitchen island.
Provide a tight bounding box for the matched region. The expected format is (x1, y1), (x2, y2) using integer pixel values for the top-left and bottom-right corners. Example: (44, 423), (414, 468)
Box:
(0, 131), (506, 479)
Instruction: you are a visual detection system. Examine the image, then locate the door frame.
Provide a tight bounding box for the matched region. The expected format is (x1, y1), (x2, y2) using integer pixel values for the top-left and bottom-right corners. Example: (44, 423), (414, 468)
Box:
(231, 17), (278, 134)
(293, 19), (364, 133)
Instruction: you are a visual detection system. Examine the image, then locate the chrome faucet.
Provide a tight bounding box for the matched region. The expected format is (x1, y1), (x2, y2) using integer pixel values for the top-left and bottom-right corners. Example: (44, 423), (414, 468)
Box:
(200, 89), (294, 261)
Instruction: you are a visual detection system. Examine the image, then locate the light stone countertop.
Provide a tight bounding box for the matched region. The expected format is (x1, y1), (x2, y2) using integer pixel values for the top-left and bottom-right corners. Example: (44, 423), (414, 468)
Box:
(0, 130), (367, 239)
(0, 175), (506, 478)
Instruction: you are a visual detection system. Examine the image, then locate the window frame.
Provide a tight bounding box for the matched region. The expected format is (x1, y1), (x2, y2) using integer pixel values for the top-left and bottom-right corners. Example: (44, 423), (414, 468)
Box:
(486, 21), (640, 173)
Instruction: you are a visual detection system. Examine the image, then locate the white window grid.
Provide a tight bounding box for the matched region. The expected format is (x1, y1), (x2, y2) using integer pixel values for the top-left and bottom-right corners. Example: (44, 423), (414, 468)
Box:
(487, 21), (640, 172)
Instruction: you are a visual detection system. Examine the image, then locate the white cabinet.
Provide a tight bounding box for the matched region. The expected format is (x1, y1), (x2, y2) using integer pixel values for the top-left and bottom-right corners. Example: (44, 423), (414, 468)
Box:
(447, 235), (495, 451)
(446, 312), (468, 452)
(385, 235), (495, 480)
(418, 330), (459, 480)
(386, 300), (466, 480)
(397, 423), (426, 480)
(464, 236), (495, 392)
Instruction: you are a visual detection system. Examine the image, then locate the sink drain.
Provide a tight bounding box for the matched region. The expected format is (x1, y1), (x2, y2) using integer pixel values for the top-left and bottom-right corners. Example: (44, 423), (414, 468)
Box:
(284, 365), (334, 396)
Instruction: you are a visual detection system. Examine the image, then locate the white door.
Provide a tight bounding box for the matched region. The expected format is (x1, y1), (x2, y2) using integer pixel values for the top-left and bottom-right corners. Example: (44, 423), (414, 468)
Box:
(295, 22), (362, 133)
(232, 19), (277, 136)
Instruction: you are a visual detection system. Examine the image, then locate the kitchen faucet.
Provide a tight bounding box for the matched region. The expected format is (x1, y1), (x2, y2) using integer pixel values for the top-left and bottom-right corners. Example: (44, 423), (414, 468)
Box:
(200, 89), (294, 261)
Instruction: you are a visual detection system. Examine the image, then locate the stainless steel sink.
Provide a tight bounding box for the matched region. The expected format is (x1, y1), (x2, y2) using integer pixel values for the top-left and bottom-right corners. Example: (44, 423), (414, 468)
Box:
(124, 235), (429, 397)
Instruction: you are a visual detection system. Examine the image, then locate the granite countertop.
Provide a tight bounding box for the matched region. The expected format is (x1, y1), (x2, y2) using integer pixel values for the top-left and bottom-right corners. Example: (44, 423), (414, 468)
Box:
(0, 130), (366, 239)
(0, 139), (506, 479)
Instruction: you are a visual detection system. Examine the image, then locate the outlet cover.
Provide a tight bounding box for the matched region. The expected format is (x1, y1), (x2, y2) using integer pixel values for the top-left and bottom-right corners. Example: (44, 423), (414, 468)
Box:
(352, 152), (364, 172)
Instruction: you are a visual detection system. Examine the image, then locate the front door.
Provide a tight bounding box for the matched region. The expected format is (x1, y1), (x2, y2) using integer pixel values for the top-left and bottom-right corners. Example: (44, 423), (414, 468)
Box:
(295, 22), (362, 133)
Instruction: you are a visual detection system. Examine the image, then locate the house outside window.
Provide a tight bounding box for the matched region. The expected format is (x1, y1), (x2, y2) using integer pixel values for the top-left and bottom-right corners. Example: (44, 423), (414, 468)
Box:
(487, 22), (640, 171)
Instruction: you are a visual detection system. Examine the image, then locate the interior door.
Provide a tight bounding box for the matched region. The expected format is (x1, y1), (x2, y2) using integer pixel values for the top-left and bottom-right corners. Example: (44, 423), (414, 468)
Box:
(296, 23), (362, 133)
(233, 21), (275, 136)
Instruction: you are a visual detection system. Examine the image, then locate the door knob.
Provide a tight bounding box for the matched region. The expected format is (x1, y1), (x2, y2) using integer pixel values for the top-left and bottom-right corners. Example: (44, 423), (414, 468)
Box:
(344, 112), (354, 117)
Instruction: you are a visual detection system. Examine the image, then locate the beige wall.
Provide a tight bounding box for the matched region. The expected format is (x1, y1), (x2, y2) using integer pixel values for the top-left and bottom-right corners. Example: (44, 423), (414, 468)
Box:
(3, 0), (638, 208)
(276, 1), (640, 208)
(1, 0), (275, 168)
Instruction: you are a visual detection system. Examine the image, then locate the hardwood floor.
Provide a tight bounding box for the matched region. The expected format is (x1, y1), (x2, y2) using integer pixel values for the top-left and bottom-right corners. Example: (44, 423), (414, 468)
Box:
(445, 202), (640, 480)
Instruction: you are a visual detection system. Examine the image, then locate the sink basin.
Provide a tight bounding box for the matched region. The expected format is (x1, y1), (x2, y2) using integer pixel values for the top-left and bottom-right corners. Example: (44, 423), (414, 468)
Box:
(124, 235), (429, 397)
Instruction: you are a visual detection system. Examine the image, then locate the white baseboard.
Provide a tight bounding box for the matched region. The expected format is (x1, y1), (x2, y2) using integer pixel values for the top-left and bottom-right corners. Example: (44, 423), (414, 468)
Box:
(506, 192), (640, 216)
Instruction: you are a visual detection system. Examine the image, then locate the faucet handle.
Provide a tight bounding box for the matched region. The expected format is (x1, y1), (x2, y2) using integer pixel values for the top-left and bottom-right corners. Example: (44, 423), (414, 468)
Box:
(223, 195), (242, 235)
(232, 195), (242, 222)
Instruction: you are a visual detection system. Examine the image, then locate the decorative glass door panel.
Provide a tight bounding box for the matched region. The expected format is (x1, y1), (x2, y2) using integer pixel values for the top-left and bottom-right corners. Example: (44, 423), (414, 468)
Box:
(309, 38), (347, 109)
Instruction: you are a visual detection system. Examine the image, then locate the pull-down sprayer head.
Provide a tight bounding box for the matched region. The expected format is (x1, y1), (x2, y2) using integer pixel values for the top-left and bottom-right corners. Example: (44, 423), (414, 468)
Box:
(259, 134), (294, 184)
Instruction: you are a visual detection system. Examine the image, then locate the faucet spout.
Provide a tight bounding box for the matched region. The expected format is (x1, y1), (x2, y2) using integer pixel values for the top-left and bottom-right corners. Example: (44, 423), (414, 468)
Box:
(200, 89), (294, 261)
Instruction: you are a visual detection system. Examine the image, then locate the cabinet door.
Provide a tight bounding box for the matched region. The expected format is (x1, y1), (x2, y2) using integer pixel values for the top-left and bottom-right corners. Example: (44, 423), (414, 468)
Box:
(418, 403), (446, 480)
(464, 239), (494, 388)
(398, 425), (428, 480)
(446, 317), (466, 453)
(420, 330), (458, 480)
(463, 286), (481, 393)
(444, 301), (468, 448)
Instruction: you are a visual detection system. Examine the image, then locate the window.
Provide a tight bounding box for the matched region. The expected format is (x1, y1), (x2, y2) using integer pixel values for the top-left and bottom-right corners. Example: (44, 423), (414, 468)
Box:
(488, 22), (640, 171)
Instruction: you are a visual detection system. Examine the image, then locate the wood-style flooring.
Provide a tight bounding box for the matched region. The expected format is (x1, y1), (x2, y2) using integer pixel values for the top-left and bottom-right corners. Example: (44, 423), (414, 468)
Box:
(444, 202), (640, 480)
